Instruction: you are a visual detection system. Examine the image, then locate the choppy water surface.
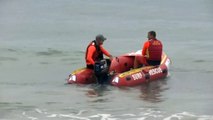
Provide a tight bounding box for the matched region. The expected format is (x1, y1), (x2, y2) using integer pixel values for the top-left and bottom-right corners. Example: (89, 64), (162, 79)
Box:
(0, 0), (213, 120)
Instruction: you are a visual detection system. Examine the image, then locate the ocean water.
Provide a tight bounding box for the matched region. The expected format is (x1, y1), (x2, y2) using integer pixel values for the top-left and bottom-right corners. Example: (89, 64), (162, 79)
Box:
(0, 0), (213, 120)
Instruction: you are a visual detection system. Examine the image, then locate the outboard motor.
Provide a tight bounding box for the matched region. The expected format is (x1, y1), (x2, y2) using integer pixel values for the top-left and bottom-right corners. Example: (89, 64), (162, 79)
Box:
(94, 59), (111, 84)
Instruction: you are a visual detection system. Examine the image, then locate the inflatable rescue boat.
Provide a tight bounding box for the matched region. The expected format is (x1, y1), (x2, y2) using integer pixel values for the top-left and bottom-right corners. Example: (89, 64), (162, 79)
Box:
(67, 50), (171, 87)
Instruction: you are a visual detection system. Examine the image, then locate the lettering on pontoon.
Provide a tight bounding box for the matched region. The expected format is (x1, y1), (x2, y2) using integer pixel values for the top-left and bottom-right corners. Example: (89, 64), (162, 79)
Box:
(119, 66), (154, 78)
(149, 68), (162, 76)
(132, 73), (143, 80)
(119, 68), (142, 78)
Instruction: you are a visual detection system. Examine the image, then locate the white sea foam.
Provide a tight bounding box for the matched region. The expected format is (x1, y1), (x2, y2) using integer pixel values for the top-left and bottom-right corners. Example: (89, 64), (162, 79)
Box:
(22, 112), (38, 120)
(89, 114), (113, 120)
(164, 112), (213, 120)
(77, 110), (88, 115)
(21, 109), (213, 120)
(122, 113), (136, 116)
(35, 109), (42, 114)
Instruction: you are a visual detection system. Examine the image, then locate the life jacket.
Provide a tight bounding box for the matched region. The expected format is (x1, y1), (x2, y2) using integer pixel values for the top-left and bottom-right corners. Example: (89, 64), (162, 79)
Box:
(147, 39), (162, 61)
(85, 40), (103, 64)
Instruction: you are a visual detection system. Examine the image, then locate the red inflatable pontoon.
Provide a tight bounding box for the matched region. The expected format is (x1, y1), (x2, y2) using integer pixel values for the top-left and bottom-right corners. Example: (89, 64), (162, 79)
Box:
(67, 50), (171, 87)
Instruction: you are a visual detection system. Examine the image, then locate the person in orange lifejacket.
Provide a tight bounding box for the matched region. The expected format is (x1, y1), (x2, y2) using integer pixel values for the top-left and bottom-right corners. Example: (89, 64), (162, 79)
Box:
(85, 34), (113, 69)
(134, 31), (163, 68)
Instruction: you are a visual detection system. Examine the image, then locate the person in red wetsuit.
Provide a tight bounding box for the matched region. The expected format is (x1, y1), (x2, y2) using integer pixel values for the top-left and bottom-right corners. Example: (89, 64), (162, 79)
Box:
(85, 34), (113, 69)
(134, 31), (163, 68)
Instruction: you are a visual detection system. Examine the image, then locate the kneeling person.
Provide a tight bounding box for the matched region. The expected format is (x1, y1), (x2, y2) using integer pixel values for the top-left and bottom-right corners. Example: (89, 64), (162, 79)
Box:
(85, 34), (113, 84)
(143, 31), (163, 66)
(134, 31), (163, 68)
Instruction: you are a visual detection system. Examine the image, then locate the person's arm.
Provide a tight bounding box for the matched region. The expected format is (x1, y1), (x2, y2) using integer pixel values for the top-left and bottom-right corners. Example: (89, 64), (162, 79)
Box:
(86, 46), (96, 65)
(141, 41), (150, 65)
(100, 45), (111, 57)
(100, 45), (113, 60)
(142, 41), (149, 57)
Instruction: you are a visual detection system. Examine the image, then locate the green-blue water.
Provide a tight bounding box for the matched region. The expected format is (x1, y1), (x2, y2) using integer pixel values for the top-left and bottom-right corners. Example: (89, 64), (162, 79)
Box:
(0, 0), (213, 119)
